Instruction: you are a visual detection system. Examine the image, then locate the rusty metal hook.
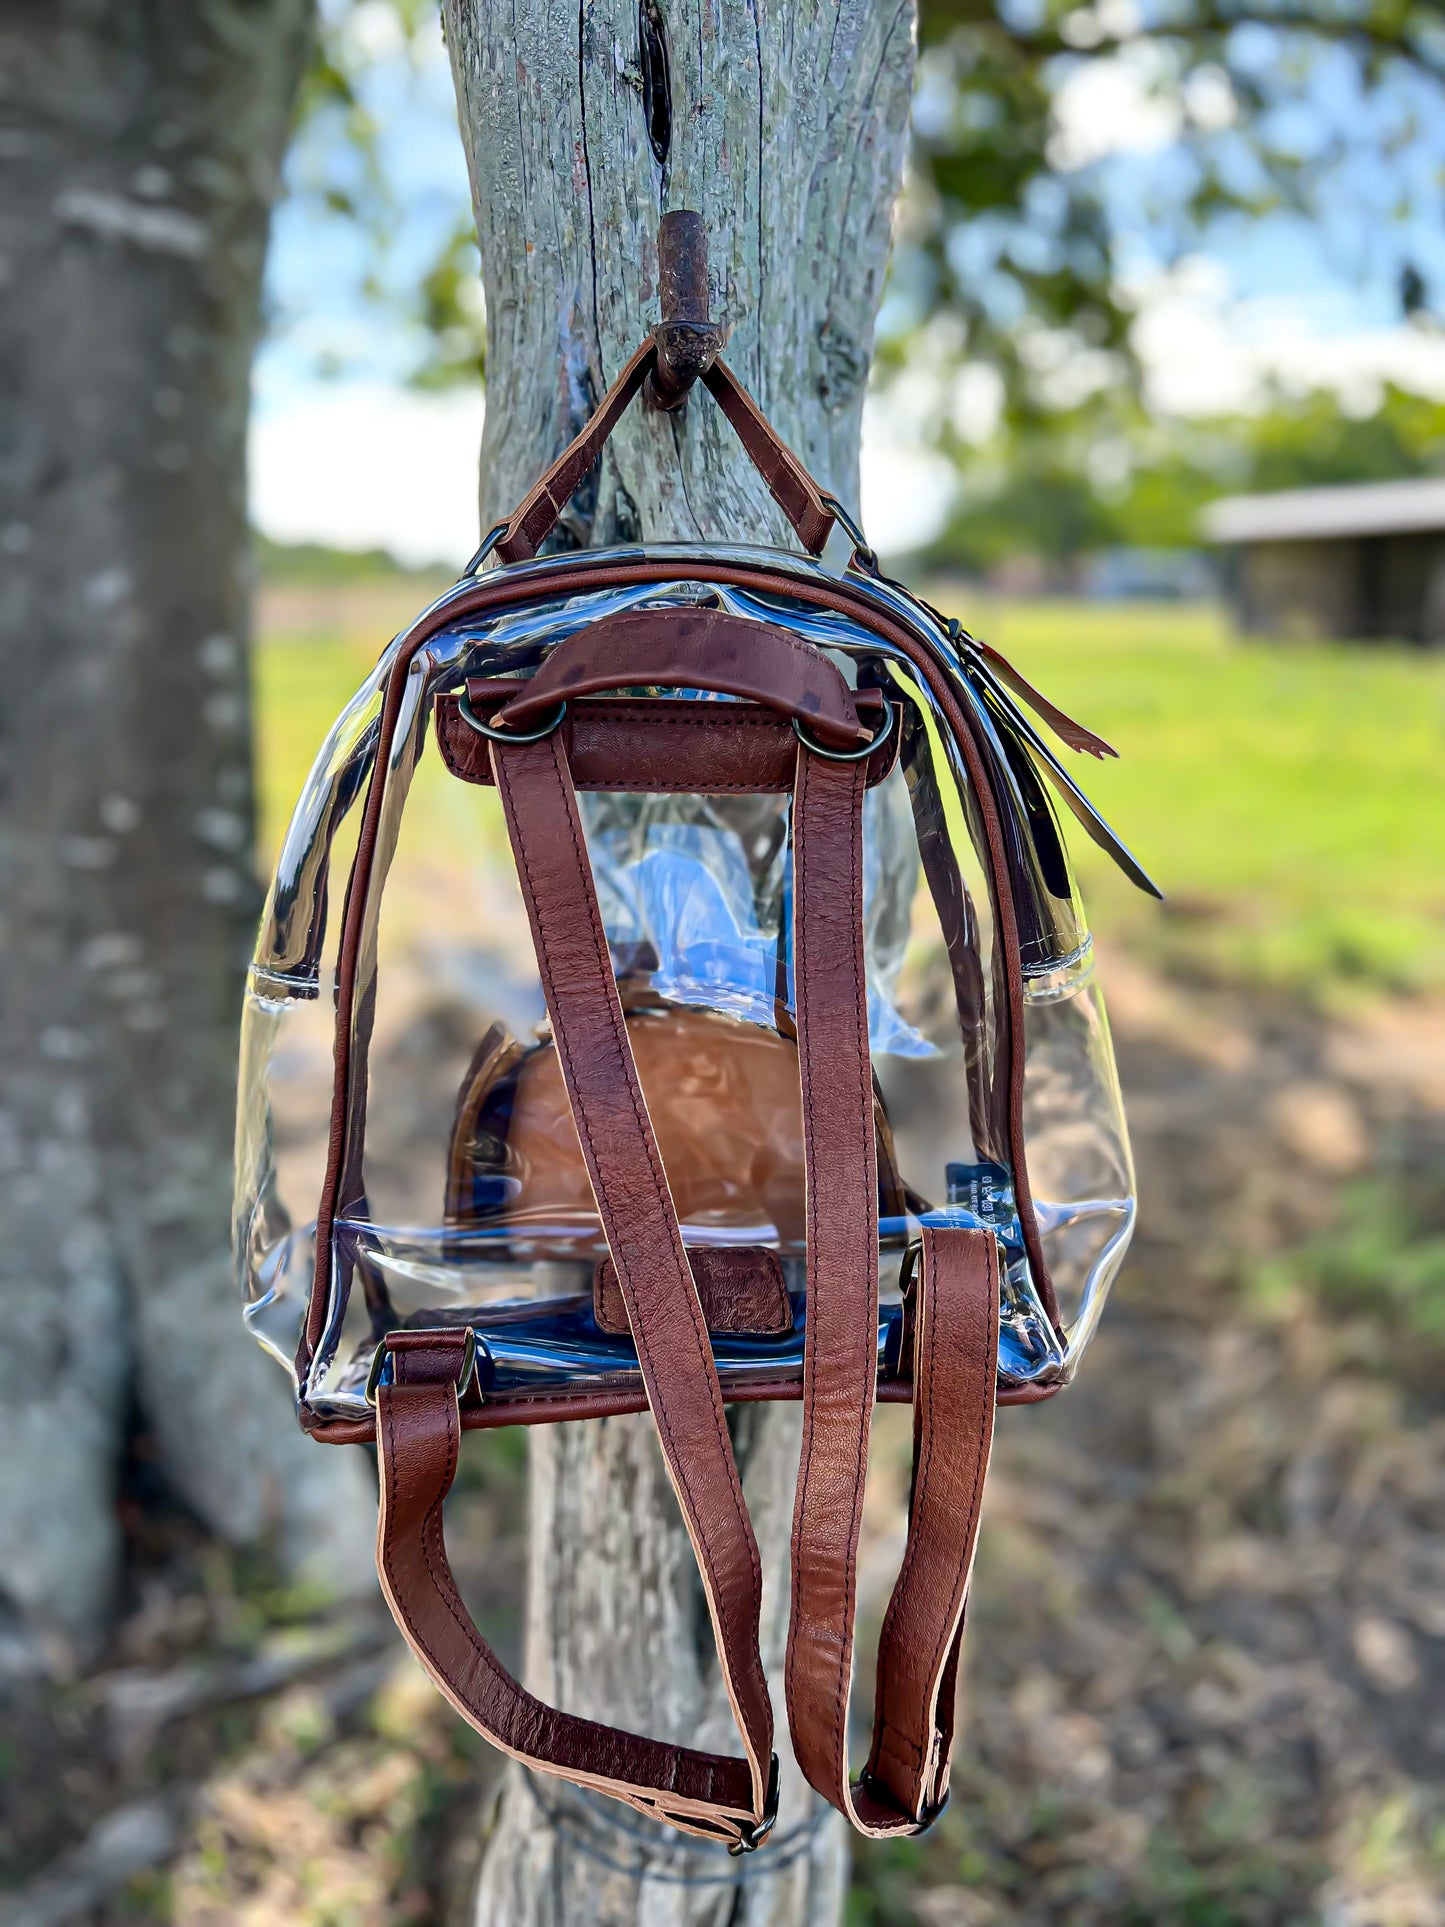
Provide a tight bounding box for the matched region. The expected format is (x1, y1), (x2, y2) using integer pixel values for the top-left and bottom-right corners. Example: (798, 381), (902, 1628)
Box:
(645, 210), (727, 411)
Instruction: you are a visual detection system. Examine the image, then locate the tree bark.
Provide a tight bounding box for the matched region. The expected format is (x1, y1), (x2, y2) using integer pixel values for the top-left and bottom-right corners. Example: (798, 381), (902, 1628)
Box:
(0, 0), (374, 1663)
(442, 3), (916, 1919)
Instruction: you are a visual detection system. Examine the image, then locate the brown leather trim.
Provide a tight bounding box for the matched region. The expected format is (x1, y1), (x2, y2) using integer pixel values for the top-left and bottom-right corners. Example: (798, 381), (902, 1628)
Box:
(593, 1245), (792, 1337)
(300, 554), (1057, 1413)
(300, 1366), (1060, 1446)
(437, 692), (900, 794)
(491, 606), (868, 749)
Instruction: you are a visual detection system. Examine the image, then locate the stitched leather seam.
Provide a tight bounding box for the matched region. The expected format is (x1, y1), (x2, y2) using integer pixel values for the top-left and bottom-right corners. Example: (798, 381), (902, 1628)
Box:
(829, 756), (874, 1794)
(498, 738), (764, 1741)
(786, 751), (820, 1742)
(907, 1244), (996, 1774)
(871, 1235), (944, 1779)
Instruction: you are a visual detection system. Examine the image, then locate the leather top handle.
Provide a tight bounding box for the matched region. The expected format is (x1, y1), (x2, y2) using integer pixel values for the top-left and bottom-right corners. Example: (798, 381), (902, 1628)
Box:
(493, 340), (838, 565)
(488, 606), (870, 751)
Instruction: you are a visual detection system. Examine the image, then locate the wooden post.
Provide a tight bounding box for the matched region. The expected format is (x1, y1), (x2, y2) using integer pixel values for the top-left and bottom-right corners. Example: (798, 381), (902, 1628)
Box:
(441, 3), (916, 1918)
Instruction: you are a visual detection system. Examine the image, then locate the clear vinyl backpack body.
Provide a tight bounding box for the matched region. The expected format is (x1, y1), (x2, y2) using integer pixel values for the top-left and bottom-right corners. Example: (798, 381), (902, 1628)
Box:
(234, 339), (1156, 1849)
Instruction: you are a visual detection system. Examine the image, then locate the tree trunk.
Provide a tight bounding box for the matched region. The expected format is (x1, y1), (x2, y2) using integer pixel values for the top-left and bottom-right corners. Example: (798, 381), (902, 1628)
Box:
(0, 0), (374, 1663)
(442, 3), (916, 1919)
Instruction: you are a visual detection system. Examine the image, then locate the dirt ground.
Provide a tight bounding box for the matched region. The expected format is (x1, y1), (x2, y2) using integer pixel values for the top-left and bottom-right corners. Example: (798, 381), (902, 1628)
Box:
(4, 956), (1445, 1926)
(852, 958), (1445, 1927)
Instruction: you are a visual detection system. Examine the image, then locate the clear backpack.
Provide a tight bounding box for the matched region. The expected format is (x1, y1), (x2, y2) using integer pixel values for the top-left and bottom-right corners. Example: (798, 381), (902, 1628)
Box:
(235, 336), (1154, 1848)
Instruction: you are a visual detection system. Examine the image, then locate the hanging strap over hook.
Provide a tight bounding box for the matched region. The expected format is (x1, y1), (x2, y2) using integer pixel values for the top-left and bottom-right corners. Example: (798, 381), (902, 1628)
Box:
(490, 210), (855, 565)
(645, 209), (728, 411)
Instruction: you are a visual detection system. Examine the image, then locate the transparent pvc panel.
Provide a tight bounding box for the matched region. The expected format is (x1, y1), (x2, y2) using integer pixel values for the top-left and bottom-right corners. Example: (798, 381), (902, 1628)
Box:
(237, 551), (1136, 1417)
(234, 639), (397, 1376)
(1021, 973), (1134, 1356)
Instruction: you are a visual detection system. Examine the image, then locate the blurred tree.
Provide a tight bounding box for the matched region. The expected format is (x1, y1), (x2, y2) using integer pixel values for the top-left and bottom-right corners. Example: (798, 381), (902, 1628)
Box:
(0, 0), (373, 1659)
(277, 0), (1443, 410)
(926, 381), (1445, 568)
(900, 0), (1444, 411)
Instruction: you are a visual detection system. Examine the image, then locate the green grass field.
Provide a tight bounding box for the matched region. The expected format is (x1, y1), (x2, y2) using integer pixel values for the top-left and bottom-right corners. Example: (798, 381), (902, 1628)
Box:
(937, 593), (1445, 996)
(254, 588), (1445, 999)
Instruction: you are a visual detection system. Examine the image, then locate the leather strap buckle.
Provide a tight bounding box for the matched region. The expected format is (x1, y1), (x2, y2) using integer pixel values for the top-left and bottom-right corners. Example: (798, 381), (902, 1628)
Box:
(366, 1326), (478, 1406)
(857, 1767), (951, 1836)
(727, 1754), (780, 1856)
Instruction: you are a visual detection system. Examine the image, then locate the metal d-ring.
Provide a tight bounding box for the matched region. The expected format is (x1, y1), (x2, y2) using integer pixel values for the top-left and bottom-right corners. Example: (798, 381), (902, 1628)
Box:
(457, 689), (569, 743)
(819, 492), (880, 576)
(366, 1326), (477, 1407)
(791, 697), (895, 764)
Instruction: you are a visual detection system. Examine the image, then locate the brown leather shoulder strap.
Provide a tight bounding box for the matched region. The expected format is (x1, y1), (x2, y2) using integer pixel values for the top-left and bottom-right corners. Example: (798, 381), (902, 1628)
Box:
(784, 739), (882, 1796)
(486, 725), (775, 1835)
(784, 718), (1002, 1835)
(857, 1226), (999, 1833)
(374, 1329), (764, 1841)
(493, 346), (838, 565)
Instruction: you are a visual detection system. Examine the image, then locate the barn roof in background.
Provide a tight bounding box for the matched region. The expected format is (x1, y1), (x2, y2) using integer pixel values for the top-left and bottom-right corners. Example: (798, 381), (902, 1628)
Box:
(1202, 476), (1445, 546)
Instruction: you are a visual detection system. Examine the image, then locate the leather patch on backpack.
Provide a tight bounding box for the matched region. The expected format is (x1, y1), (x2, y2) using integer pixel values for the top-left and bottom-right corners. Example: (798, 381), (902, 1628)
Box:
(593, 1245), (793, 1337)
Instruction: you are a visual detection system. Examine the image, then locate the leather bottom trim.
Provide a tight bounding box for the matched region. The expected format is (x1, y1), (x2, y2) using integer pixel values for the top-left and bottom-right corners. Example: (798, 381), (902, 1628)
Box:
(300, 1368), (1065, 1446)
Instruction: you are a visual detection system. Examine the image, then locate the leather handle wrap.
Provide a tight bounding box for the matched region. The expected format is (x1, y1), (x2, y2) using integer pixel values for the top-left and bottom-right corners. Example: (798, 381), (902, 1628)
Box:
(490, 606), (869, 750)
(493, 346), (837, 565)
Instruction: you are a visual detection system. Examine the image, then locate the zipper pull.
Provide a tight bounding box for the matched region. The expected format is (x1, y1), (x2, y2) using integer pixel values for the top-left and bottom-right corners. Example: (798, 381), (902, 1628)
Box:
(946, 620), (1117, 760)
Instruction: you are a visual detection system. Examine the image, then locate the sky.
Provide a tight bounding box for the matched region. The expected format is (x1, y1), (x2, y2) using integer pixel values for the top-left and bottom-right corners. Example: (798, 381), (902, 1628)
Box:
(249, 2), (1445, 568)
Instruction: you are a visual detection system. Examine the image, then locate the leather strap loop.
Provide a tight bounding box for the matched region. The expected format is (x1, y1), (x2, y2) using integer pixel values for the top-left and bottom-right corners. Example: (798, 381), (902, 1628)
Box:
(373, 1330), (764, 1841)
(784, 711), (1002, 1836)
(858, 1226), (999, 1830)
(494, 340), (658, 566)
(492, 345), (837, 565)
(699, 361), (835, 556)
(490, 606), (867, 749)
